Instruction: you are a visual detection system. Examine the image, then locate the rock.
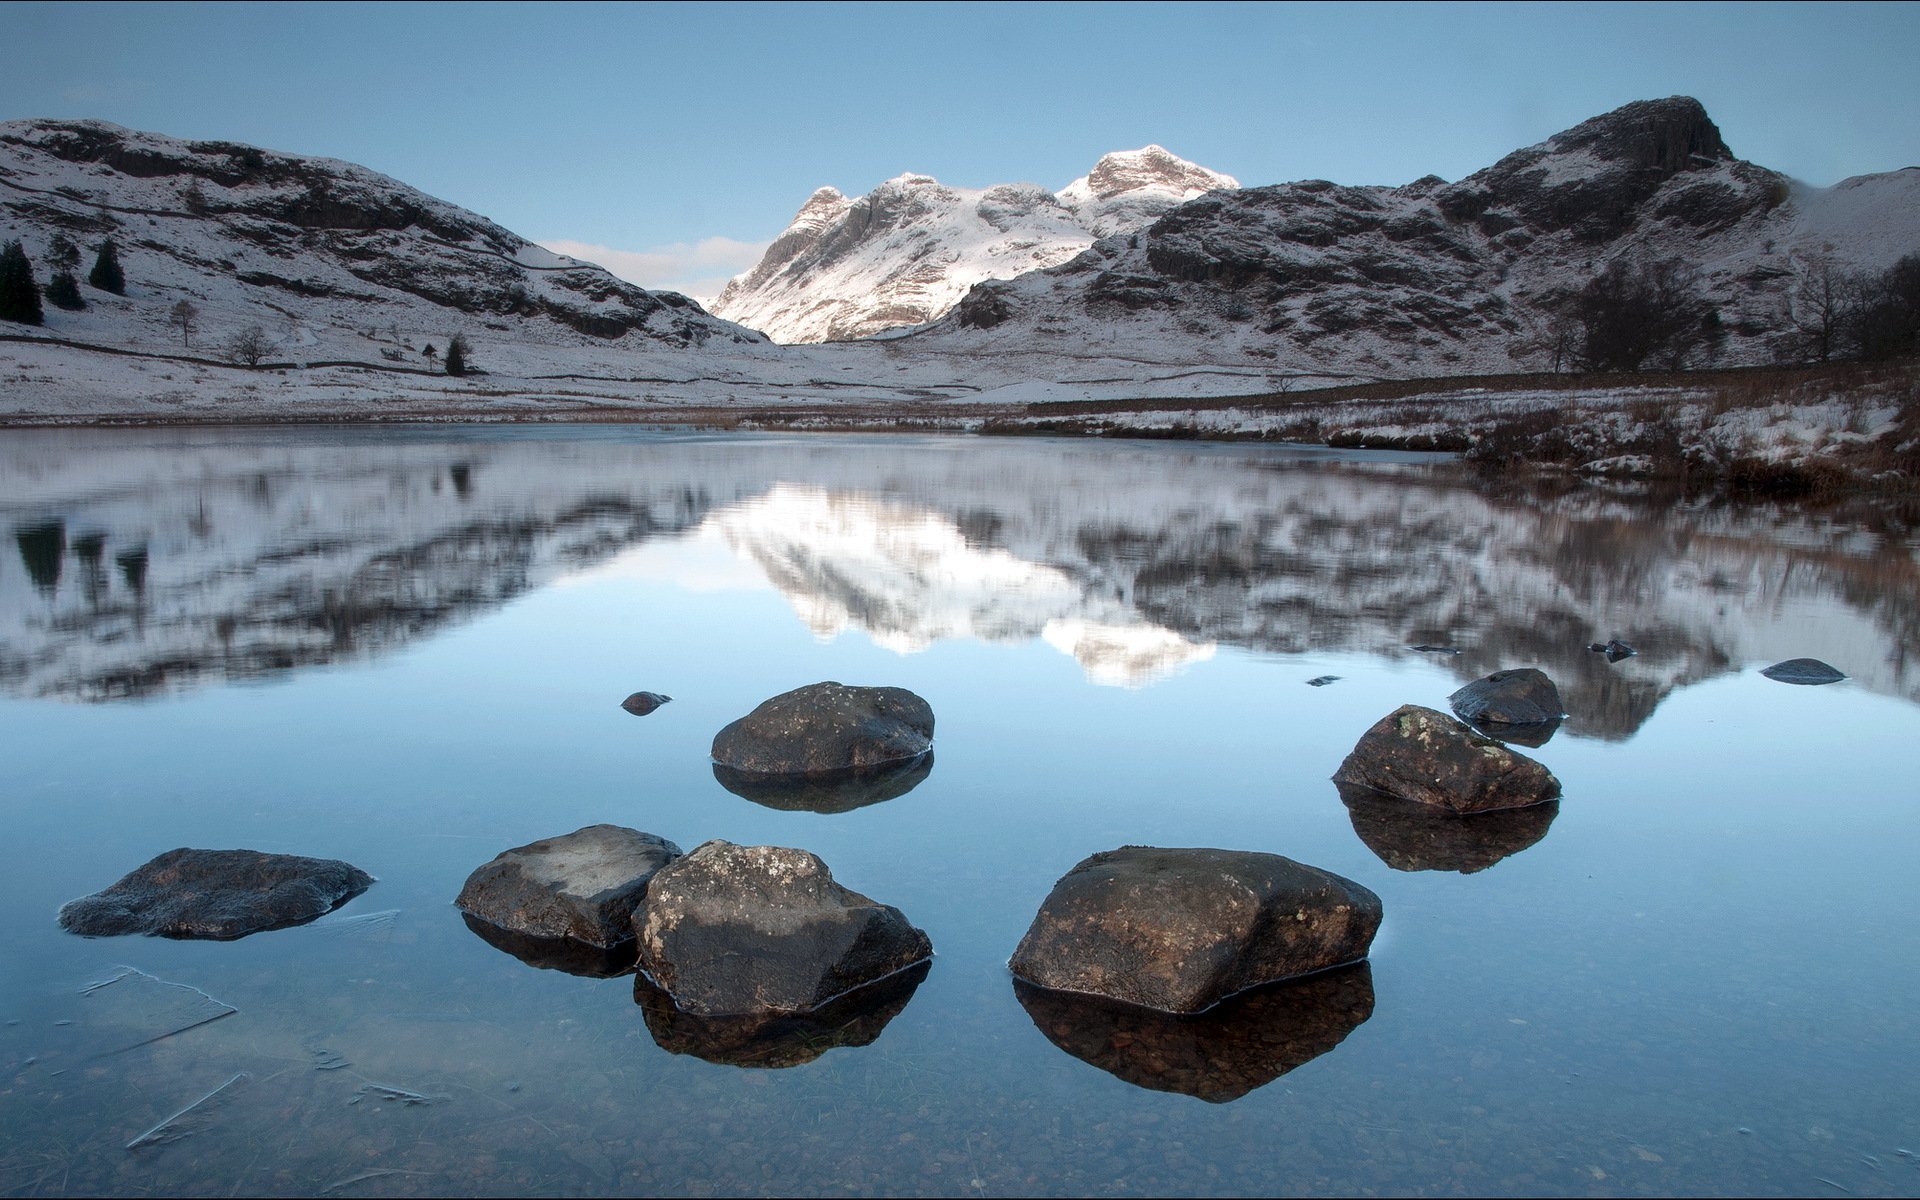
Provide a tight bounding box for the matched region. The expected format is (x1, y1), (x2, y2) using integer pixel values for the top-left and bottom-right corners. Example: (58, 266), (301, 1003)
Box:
(1013, 963), (1374, 1102)
(1338, 781), (1559, 874)
(712, 752), (933, 814)
(58, 848), (373, 939)
(1760, 658), (1847, 685)
(710, 681), (933, 776)
(1589, 639), (1637, 662)
(455, 824), (680, 949)
(634, 959), (928, 1069)
(1306, 675), (1341, 687)
(1007, 846), (1382, 1015)
(1409, 644), (1460, 654)
(1332, 704), (1561, 814)
(1449, 667), (1566, 725)
(620, 691), (672, 716)
(459, 912), (637, 978)
(636, 841), (932, 1016)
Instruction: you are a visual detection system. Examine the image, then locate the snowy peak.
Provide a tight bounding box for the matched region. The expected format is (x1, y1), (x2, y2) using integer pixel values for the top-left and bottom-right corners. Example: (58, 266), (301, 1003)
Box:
(708, 146), (1238, 342)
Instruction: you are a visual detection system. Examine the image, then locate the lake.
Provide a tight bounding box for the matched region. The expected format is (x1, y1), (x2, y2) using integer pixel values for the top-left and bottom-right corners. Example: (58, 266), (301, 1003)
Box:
(2, 425), (1917, 1197)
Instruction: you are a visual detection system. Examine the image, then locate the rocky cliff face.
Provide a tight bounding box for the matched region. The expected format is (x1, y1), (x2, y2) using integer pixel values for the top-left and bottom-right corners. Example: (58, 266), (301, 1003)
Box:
(709, 147), (1237, 343)
(0, 119), (764, 361)
(914, 98), (1920, 376)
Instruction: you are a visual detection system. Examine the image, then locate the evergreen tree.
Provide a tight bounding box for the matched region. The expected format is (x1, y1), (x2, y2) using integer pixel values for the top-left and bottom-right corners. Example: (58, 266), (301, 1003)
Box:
(88, 238), (125, 294)
(44, 272), (85, 311)
(0, 240), (45, 326)
(47, 234), (81, 274)
(444, 333), (469, 376)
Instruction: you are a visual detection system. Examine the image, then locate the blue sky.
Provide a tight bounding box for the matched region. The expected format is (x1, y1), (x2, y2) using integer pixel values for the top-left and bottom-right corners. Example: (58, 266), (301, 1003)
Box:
(8, 1), (1918, 297)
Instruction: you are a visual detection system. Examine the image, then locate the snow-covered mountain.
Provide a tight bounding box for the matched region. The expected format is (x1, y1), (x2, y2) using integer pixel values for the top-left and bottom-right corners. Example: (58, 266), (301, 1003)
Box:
(709, 147), (1238, 343)
(907, 98), (1920, 376)
(0, 119), (767, 372)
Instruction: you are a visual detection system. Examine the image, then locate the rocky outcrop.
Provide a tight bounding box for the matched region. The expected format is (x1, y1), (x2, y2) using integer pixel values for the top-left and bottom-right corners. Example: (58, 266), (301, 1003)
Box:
(1333, 705), (1562, 813)
(1013, 963), (1374, 1102)
(634, 959), (928, 1068)
(1449, 667), (1566, 726)
(710, 681), (934, 775)
(455, 824), (681, 949)
(1008, 846), (1382, 1015)
(58, 848), (373, 939)
(636, 841), (932, 1016)
(1760, 657), (1847, 685)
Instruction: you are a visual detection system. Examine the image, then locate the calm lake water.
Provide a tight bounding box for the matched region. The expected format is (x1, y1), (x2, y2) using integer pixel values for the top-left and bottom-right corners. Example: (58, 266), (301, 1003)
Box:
(2, 426), (1917, 1198)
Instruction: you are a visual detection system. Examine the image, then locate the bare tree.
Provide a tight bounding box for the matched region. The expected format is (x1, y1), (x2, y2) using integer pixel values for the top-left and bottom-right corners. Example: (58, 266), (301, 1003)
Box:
(168, 299), (199, 347)
(1570, 258), (1714, 372)
(1787, 254), (1847, 362)
(228, 325), (271, 366)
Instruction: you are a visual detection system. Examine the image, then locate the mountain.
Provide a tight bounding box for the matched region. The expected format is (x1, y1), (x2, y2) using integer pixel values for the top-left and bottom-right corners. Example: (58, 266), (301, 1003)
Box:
(906, 98), (1920, 376)
(0, 119), (766, 371)
(708, 147), (1237, 343)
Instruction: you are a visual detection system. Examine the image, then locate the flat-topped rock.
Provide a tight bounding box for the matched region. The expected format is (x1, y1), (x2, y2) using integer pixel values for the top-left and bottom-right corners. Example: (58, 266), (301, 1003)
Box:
(1333, 704), (1561, 814)
(1760, 658), (1847, 685)
(456, 824), (681, 949)
(1008, 846), (1382, 1015)
(637, 840), (932, 1016)
(1449, 667), (1566, 726)
(710, 681), (933, 775)
(58, 848), (373, 940)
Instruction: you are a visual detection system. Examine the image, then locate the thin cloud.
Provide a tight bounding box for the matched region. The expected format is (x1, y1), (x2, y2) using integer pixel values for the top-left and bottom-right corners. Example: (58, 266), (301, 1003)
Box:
(539, 236), (768, 305)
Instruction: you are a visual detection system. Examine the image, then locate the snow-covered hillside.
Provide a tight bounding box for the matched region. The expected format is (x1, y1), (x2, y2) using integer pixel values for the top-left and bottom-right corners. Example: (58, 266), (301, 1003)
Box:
(708, 147), (1237, 343)
(906, 98), (1920, 377)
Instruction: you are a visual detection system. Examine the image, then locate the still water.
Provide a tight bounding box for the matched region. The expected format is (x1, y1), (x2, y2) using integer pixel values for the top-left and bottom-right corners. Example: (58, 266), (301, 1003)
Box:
(2, 426), (1917, 1197)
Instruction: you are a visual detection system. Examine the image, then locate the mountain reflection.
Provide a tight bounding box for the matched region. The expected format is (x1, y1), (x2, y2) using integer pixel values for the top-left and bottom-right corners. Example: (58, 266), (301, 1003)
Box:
(3, 428), (1915, 739)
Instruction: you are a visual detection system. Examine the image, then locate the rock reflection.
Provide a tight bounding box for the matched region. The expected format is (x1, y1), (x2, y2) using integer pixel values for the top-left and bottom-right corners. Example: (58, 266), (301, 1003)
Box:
(1013, 963), (1375, 1103)
(458, 912), (638, 978)
(1338, 781), (1558, 873)
(711, 751), (934, 813)
(1463, 717), (1562, 748)
(633, 959), (929, 1069)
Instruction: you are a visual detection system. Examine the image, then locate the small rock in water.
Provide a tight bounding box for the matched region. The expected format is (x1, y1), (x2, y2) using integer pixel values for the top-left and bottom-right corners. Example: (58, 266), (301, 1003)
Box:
(58, 849), (373, 940)
(1409, 644), (1460, 655)
(456, 824), (680, 950)
(621, 691), (672, 716)
(1449, 667), (1566, 726)
(1759, 658), (1847, 686)
(1333, 704), (1561, 814)
(1588, 639), (1636, 662)
(711, 681), (933, 775)
(1306, 675), (1341, 687)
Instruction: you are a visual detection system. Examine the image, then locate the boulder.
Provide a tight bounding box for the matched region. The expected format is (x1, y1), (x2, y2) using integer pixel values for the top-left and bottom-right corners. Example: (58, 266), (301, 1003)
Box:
(710, 681), (933, 775)
(1338, 781), (1559, 874)
(1332, 704), (1561, 814)
(1013, 962), (1374, 1102)
(1449, 667), (1566, 726)
(456, 824), (680, 949)
(58, 848), (373, 939)
(634, 959), (928, 1069)
(636, 841), (932, 1016)
(620, 691), (672, 716)
(1760, 658), (1847, 685)
(1008, 846), (1381, 1015)
(711, 752), (933, 814)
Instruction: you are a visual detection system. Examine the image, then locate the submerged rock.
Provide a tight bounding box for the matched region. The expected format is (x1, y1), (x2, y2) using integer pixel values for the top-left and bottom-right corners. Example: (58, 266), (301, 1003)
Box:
(1332, 704), (1561, 814)
(1760, 658), (1847, 685)
(620, 691), (672, 716)
(1008, 846), (1381, 1015)
(636, 840), (932, 1016)
(1014, 962), (1375, 1103)
(710, 681), (933, 775)
(711, 752), (934, 814)
(58, 848), (373, 940)
(1338, 781), (1559, 873)
(456, 824), (681, 949)
(1306, 675), (1341, 687)
(1449, 667), (1566, 726)
(1409, 644), (1460, 655)
(635, 959), (929, 1069)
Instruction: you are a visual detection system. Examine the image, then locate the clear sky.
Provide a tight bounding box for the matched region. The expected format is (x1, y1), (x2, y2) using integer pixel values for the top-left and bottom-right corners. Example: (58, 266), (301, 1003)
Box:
(8, 1), (1918, 298)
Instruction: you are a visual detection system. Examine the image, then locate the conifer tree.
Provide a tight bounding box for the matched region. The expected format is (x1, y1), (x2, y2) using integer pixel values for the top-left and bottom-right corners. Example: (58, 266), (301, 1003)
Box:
(0, 240), (45, 326)
(88, 238), (125, 294)
(444, 333), (469, 376)
(44, 272), (84, 311)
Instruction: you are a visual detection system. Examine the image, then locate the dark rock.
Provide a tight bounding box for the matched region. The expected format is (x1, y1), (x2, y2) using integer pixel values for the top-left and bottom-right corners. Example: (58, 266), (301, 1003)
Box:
(1760, 658), (1847, 685)
(620, 691), (672, 716)
(1013, 962), (1375, 1102)
(1589, 639), (1637, 662)
(1306, 675), (1341, 687)
(712, 751), (933, 814)
(455, 824), (680, 949)
(1449, 667), (1566, 725)
(710, 681), (934, 776)
(1332, 704), (1561, 814)
(58, 848), (373, 939)
(1409, 644), (1460, 654)
(459, 911), (637, 978)
(1008, 846), (1381, 1015)
(1338, 781), (1559, 874)
(636, 841), (932, 1016)
(634, 958), (928, 1069)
